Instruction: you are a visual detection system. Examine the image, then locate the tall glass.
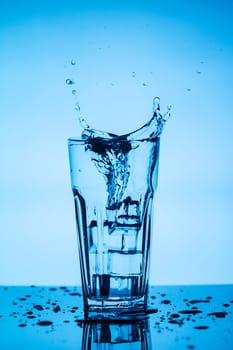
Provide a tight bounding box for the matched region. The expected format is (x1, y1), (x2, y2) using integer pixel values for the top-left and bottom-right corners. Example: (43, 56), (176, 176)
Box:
(68, 134), (160, 318)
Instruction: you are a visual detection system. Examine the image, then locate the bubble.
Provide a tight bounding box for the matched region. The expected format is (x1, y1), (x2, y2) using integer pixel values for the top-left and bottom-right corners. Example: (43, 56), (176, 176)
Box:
(66, 78), (75, 85)
(72, 89), (77, 95)
(71, 59), (76, 65)
(132, 71), (136, 78)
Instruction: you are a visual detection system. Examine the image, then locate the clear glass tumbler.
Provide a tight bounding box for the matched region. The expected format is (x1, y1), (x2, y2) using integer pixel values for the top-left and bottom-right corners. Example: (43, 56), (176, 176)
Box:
(68, 134), (160, 318)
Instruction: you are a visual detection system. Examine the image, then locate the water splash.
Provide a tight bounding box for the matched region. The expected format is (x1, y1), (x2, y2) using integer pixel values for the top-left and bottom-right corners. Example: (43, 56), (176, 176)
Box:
(79, 97), (171, 209)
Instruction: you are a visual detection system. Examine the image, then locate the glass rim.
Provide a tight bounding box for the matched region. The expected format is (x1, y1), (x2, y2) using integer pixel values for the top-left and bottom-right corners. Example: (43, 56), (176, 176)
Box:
(68, 136), (160, 144)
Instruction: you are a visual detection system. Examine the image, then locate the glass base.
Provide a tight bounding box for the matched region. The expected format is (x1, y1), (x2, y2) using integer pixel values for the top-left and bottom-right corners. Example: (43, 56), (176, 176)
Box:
(83, 295), (151, 320)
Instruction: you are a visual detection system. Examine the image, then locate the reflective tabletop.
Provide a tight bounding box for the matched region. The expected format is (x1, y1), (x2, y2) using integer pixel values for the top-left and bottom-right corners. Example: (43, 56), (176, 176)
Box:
(0, 285), (232, 349)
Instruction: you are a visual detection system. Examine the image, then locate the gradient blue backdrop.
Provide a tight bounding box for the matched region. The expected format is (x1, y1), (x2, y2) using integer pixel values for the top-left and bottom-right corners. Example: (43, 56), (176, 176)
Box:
(0, 0), (233, 285)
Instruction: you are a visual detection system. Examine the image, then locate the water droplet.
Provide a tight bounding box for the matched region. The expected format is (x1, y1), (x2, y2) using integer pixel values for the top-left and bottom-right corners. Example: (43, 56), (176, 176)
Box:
(142, 82), (148, 86)
(69, 292), (82, 296)
(37, 321), (53, 326)
(71, 59), (76, 65)
(33, 305), (43, 311)
(66, 78), (75, 85)
(170, 314), (180, 318)
(53, 305), (61, 313)
(75, 102), (80, 112)
(72, 89), (77, 95)
(189, 300), (210, 304)
(179, 310), (202, 315)
(207, 312), (227, 318)
(132, 71), (136, 78)
(153, 97), (160, 113)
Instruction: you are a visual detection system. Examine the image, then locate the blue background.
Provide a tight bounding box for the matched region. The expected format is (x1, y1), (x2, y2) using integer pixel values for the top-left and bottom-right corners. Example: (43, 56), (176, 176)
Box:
(0, 0), (233, 285)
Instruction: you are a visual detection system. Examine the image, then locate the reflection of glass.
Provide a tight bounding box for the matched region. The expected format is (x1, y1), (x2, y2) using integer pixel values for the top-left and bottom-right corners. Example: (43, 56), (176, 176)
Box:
(81, 319), (151, 350)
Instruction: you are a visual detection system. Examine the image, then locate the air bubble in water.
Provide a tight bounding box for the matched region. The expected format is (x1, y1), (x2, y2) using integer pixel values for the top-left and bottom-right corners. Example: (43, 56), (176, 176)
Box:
(66, 78), (75, 85)
(72, 90), (77, 95)
(71, 59), (76, 65)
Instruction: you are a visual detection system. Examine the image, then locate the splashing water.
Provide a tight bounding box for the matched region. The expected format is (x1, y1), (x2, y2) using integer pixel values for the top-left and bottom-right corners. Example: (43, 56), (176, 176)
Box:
(79, 97), (170, 209)
(65, 61), (171, 208)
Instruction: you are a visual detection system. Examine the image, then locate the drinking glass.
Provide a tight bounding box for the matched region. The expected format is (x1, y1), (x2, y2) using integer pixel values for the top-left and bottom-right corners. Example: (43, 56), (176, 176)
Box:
(68, 134), (160, 318)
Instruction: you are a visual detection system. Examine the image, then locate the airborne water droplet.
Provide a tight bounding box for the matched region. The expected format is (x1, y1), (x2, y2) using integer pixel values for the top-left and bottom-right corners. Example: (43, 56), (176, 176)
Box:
(71, 59), (76, 65)
(79, 116), (90, 129)
(66, 78), (75, 85)
(72, 90), (77, 95)
(153, 97), (160, 113)
(75, 102), (80, 112)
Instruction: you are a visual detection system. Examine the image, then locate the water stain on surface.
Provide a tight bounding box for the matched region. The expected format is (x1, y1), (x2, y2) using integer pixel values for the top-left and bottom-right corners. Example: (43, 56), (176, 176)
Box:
(37, 321), (53, 326)
(179, 310), (202, 315)
(207, 312), (228, 318)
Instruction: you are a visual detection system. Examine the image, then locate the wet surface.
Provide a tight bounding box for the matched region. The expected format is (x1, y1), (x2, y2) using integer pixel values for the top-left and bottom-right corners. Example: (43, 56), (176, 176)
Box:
(0, 285), (232, 349)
